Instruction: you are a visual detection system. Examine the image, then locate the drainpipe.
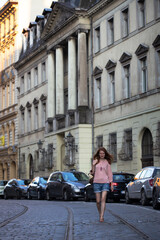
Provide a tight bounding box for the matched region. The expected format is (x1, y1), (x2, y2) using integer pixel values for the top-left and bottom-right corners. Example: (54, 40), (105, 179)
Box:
(90, 16), (94, 159)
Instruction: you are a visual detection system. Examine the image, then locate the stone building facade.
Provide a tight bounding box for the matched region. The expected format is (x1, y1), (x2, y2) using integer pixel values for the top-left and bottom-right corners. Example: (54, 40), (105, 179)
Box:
(0, 0), (54, 180)
(15, 0), (160, 179)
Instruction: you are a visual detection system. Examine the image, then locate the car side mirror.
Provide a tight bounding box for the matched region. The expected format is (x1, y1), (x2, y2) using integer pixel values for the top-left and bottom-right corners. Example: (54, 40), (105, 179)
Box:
(57, 179), (62, 183)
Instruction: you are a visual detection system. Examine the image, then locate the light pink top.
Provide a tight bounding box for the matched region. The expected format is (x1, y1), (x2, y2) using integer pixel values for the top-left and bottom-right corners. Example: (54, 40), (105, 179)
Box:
(93, 159), (113, 183)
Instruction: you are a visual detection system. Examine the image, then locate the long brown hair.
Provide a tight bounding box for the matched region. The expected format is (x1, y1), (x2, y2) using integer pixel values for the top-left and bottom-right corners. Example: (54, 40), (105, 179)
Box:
(93, 147), (113, 165)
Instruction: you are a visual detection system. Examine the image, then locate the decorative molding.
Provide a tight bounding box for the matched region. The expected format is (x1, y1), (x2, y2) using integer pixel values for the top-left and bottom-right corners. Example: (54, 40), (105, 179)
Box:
(135, 43), (149, 56)
(105, 59), (117, 70)
(33, 98), (39, 105)
(40, 94), (47, 102)
(93, 66), (103, 76)
(119, 52), (132, 63)
(19, 105), (25, 111)
(152, 35), (160, 48)
(26, 101), (32, 108)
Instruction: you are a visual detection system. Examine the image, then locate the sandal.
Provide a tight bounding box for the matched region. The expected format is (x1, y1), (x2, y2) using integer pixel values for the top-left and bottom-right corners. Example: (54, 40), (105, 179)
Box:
(99, 217), (104, 222)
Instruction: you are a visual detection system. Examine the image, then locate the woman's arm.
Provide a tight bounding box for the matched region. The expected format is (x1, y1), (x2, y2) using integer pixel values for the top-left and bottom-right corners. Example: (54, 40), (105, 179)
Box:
(90, 159), (98, 175)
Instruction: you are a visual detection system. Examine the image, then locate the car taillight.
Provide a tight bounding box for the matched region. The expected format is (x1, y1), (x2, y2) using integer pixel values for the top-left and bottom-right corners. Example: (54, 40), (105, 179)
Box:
(149, 178), (154, 186)
(110, 182), (118, 186)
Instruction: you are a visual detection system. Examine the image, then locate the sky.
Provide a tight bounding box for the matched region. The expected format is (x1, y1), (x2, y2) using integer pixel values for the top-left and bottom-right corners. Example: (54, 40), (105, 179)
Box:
(0, 0), (8, 8)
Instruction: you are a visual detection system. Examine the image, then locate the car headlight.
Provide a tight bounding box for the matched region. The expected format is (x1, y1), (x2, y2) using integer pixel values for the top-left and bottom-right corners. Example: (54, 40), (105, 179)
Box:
(71, 185), (80, 192)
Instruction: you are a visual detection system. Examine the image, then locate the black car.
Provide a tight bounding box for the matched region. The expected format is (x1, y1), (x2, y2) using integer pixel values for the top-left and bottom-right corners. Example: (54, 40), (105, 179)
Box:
(152, 174), (160, 209)
(84, 172), (134, 202)
(27, 176), (48, 200)
(46, 171), (89, 201)
(4, 179), (28, 199)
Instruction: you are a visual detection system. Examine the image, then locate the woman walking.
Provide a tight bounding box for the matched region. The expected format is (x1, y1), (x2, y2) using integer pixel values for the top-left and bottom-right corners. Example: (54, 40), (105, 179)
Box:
(91, 147), (113, 222)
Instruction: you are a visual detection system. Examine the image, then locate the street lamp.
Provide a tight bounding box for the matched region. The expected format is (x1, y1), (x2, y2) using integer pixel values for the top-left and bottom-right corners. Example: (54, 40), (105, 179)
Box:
(65, 132), (78, 152)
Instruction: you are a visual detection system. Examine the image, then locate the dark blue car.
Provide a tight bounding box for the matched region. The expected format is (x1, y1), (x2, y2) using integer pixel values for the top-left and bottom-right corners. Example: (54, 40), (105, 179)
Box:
(46, 171), (89, 201)
(27, 176), (48, 200)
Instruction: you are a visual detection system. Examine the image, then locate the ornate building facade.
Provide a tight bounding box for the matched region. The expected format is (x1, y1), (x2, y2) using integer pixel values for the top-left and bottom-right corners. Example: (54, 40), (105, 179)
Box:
(12, 0), (160, 179)
(0, 0), (54, 180)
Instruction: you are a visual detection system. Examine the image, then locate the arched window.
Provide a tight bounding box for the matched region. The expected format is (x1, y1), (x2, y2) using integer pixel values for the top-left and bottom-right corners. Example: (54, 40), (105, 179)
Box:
(141, 129), (153, 167)
(11, 122), (15, 145)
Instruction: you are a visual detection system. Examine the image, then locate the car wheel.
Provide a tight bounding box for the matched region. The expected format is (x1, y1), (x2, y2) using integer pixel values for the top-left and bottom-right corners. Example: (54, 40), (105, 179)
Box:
(46, 190), (52, 201)
(37, 191), (41, 200)
(63, 190), (70, 201)
(152, 190), (160, 209)
(84, 190), (90, 202)
(125, 190), (132, 204)
(27, 191), (32, 200)
(141, 190), (149, 206)
(4, 192), (8, 200)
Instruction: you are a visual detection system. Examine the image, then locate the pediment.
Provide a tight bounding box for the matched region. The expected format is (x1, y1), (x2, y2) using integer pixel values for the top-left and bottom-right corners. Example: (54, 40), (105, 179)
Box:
(93, 66), (103, 76)
(41, 3), (75, 38)
(26, 102), (32, 108)
(119, 52), (132, 63)
(135, 44), (149, 56)
(105, 60), (116, 70)
(153, 35), (160, 48)
(33, 98), (39, 105)
(19, 105), (25, 111)
(40, 94), (47, 102)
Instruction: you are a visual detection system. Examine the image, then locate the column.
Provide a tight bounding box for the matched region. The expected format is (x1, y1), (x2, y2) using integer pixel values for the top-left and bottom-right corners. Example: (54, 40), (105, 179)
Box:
(47, 51), (55, 118)
(68, 37), (76, 111)
(56, 46), (64, 115)
(78, 31), (88, 107)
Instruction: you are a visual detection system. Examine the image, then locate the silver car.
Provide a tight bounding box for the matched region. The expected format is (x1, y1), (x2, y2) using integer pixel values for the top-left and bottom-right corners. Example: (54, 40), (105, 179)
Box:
(125, 166), (160, 206)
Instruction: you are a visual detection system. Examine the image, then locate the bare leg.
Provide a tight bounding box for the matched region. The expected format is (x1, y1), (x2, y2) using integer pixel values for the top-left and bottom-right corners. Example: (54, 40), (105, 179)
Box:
(100, 191), (107, 222)
(95, 192), (101, 215)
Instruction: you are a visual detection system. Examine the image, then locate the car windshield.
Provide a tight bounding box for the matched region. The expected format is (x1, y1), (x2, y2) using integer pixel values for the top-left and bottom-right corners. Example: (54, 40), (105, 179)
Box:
(40, 177), (48, 184)
(113, 174), (134, 181)
(17, 180), (25, 186)
(62, 172), (78, 182)
(72, 172), (89, 181)
(0, 181), (7, 186)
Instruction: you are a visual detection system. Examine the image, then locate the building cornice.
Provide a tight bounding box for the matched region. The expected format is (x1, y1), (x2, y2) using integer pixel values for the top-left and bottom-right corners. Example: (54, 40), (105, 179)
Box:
(87, 0), (114, 17)
(0, 1), (18, 19)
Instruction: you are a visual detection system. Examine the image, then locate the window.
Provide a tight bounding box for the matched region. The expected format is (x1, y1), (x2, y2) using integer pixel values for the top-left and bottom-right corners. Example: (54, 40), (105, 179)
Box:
(20, 76), (24, 94)
(140, 57), (147, 93)
(95, 26), (100, 52)
(107, 17), (114, 45)
(124, 129), (132, 160)
(11, 82), (15, 105)
(123, 65), (131, 98)
(42, 102), (46, 127)
(42, 62), (46, 82)
(34, 67), (38, 86)
(7, 84), (10, 107)
(34, 106), (38, 130)
(27, 72), (31, 90)
(96, 135), (103, 148)
(155, 0), (160, 19)
(109, 133), (117, 162)
(27, 109), (31, 132)
(109, 72), (115, 103)
(137, 0), (145, 28)
(2, 87), (5, 108)
(95, 77), (101, 109)
(21, 111), (25, 134)
(121, 8), (129, 38)
(156, 50), (160, 86)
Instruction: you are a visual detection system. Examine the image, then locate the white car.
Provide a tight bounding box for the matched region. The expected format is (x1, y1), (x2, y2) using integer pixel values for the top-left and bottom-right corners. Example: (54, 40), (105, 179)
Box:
(125, 166), (160, 206)
(0, 180), (8, 198)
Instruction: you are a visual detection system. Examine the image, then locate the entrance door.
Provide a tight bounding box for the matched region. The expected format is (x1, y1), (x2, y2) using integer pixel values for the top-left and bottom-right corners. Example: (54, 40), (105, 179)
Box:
(141, 129), (153, 168)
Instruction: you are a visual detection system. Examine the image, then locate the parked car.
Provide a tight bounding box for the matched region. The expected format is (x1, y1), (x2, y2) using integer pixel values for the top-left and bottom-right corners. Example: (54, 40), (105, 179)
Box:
(152, 174), (160, 209)
(4, 179), (28, 199)
(46, 170), (89, 201)
(27, 176), (48, 200)
(22, 179), (31, 186)
(0, 180), (8, 198)
(125, 166), (160, 206)
(84, 172), (134, 202)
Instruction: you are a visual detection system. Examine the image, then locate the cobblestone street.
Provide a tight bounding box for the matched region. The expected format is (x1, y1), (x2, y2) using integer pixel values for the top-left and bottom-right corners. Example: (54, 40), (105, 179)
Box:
(0, 199), (160, 240)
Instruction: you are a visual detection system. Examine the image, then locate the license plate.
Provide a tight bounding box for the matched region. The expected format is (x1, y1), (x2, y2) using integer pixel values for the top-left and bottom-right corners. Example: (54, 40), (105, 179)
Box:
(121, 190), (125, 194)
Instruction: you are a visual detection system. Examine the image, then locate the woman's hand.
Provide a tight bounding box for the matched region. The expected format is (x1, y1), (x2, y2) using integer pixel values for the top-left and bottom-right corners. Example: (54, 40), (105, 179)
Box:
(93, 159), (98, 165)
(110, 182), (114, 192)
